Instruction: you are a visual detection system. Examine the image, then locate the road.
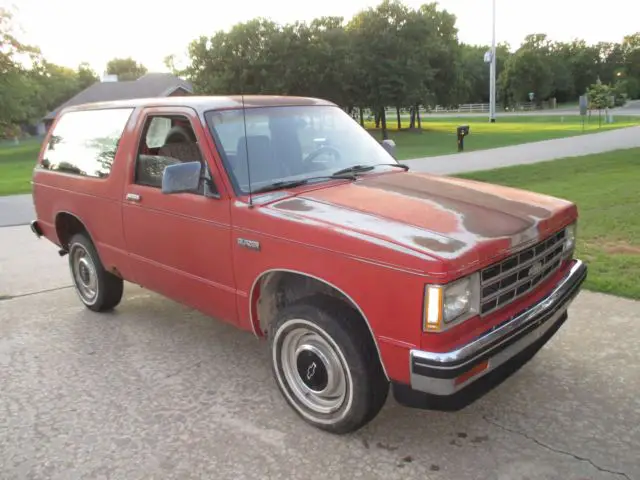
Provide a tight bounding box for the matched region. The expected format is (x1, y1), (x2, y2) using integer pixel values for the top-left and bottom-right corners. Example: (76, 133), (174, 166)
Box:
(408, 125), (640, 175)
(1, 225), (639, 479)
(0, 194), (37, 228)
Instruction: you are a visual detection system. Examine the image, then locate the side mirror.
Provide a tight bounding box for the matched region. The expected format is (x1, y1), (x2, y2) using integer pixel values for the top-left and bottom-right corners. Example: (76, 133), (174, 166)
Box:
(381, 139), (397, 159)
(161, 161), (201, 194)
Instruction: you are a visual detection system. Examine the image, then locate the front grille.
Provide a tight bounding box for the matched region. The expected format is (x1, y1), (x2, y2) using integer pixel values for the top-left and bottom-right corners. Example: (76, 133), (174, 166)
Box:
(480, 229), (567, 315)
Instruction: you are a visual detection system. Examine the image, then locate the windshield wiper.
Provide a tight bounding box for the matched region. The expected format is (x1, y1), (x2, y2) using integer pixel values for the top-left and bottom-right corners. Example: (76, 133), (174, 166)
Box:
(251, 174), (357, 195)
(251, 162), (409, 195)
(332, 163), (409, 176)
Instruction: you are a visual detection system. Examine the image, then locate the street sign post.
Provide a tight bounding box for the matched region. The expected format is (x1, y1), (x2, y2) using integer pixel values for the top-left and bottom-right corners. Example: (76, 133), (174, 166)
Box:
(488, 0), (496, 123)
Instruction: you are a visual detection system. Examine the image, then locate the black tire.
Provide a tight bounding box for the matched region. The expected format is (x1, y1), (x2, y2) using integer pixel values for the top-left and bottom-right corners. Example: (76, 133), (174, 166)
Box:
(269, 294), (389, 434)
(68, 233), (123, 312)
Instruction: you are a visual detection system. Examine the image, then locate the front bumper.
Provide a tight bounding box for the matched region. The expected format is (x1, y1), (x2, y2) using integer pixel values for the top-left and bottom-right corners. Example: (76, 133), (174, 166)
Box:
(404, 259), (587, 400)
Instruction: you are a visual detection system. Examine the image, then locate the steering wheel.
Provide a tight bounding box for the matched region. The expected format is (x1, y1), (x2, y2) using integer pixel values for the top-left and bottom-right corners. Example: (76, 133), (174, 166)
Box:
(303, 146), (342, 164)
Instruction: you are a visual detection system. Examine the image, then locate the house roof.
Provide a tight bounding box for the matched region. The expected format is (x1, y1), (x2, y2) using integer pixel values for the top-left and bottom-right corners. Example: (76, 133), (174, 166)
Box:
(43, 73), (193, 121)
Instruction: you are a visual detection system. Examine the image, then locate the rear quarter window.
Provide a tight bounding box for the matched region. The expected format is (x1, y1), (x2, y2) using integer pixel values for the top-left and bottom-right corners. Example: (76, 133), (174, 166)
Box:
(40, 108), (134, 178)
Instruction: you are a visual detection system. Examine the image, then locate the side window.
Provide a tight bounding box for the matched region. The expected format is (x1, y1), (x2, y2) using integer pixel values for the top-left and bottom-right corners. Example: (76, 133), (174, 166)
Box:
(134, 114), (217, 196)
(41, 108), (133, 178)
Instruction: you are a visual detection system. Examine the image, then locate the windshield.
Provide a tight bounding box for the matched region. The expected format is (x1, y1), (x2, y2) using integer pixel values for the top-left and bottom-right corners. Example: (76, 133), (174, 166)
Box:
(205, 105), (396, 195)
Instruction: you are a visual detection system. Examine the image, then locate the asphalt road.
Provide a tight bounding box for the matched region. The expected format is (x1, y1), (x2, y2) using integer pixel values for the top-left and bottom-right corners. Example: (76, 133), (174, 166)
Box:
(409, 125), (640, 175)
(0, 194), (36, 229)
(1, 225), (639, 480)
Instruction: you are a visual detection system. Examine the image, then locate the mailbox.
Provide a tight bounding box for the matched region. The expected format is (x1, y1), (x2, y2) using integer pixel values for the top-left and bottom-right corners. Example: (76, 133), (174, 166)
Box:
(456, 125), (470, 152)
(381, 139), (397, 159)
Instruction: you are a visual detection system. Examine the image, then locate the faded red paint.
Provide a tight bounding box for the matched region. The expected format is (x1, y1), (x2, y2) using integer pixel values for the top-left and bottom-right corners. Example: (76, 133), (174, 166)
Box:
(31, 96), (579, 385)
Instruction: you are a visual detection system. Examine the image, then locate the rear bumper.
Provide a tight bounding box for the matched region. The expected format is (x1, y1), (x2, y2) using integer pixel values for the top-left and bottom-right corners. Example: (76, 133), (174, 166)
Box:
(395, 259), (587, 406)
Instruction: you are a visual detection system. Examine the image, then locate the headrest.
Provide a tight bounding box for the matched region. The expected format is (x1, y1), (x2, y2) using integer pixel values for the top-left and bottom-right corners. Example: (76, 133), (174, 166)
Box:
(165, 125), (196, 144)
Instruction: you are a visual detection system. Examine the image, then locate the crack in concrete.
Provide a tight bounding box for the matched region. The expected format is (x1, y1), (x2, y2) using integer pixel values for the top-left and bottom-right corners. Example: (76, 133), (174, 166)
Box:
(0, 285), (73, 301)
(482, 415), (631, 480)
(0, 222), (31, 228)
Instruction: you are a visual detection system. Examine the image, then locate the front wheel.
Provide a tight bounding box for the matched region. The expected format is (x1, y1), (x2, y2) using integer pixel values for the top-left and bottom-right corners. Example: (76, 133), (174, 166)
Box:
(68, 233), (123, 312)
(269, 294), (388, 434)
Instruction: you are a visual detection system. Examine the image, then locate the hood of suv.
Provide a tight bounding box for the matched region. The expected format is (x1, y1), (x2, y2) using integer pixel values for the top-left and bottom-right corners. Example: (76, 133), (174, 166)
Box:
(265, 172), (576, 271)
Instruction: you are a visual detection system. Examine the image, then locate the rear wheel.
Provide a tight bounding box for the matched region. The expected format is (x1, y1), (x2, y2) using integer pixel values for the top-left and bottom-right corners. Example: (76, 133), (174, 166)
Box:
(68, 233), (123, 312)
(269, 294), (388, 434)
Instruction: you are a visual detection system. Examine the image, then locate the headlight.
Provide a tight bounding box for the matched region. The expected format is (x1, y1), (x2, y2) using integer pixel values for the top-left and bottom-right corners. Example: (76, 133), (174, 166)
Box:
(423, 274), (479, 332)
(563, 222), (577, 257)
(443, 277), (472, 322)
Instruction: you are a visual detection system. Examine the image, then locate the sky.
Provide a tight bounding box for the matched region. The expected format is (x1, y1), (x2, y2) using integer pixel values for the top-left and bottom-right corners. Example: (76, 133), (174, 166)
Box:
(3, 0), (639, 74)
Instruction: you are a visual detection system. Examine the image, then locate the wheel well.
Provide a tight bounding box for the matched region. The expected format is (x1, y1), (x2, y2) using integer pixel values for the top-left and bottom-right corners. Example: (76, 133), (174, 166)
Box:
(55, 212), (88, 250)
(252, 272), (347, 335)
(252, 271), (388, 379)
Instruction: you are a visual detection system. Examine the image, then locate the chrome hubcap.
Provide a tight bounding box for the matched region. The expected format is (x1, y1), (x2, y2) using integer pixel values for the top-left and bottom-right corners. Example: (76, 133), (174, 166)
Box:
(71, 245), (98, 302)
(280, 326), (347, 414)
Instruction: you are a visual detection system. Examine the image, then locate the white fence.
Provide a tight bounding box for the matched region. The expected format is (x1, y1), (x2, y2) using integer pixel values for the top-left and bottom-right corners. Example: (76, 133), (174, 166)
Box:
(371, 103), (540, 119)
(431, 104), (491, 113)
(427, 102), (538, 113)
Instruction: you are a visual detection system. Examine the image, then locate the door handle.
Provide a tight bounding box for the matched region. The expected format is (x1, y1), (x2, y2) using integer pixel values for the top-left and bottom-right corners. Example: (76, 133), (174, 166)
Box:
(125, 193), (141, 202)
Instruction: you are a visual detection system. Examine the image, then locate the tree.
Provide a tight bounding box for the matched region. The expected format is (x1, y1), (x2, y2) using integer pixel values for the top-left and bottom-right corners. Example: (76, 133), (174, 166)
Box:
(186, 18), (283, 95)
(33, 62), (83, 111)
(77, 62), (99, 90)
(547, 41), (574, 102)
(346, 1), (455, 137)
(181, 0), (639, 125)
(499, 34), (554, 107)
(347, 1), (399, 138)
(620, 33), (640, 99)
(0, 8), (44, 134)
(587, 79), (613, 127)
(595, 41), (625, 85)
(303, 17), (353, 108)
(105, 57), (148, 81)
(559, 40), (601, 97)
(418, 3), (462, 108)
(1, 9), (107, 136)
(458, 42), (511, 104)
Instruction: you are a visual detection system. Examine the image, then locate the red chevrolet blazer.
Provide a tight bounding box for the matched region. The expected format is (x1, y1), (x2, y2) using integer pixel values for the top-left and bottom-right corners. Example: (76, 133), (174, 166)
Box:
(30, 95), (587, 433)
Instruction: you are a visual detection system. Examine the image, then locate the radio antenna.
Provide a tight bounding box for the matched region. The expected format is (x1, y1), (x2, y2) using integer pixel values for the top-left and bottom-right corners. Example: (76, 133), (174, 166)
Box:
(240, 82), (253, 206)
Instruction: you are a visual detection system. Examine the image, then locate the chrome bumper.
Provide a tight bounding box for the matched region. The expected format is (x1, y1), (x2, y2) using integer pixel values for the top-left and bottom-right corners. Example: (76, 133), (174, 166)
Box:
(410, 259), (588, 396)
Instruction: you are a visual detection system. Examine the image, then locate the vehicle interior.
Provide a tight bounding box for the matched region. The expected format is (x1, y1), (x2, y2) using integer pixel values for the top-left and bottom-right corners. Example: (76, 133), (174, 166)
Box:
(213, 112), (345, 191)
(136, 116), (208, 191)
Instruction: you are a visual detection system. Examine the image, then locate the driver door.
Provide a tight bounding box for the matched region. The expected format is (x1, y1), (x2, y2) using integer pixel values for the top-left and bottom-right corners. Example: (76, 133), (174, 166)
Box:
(121, 106), (238, 325)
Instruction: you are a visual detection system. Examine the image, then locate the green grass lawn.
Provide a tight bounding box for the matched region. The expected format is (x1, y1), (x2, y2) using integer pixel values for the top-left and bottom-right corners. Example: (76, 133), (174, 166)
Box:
(0, 139), (42, 196)
(367, 115), (640, 160)
(458, 148), (640, 300)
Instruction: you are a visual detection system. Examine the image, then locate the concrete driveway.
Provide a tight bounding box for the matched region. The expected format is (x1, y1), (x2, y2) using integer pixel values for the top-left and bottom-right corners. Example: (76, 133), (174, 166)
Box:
(1, 225), (638, 480)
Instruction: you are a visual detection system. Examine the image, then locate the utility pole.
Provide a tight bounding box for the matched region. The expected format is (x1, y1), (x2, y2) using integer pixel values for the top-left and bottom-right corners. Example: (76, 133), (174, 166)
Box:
(489, 0), (497, 123)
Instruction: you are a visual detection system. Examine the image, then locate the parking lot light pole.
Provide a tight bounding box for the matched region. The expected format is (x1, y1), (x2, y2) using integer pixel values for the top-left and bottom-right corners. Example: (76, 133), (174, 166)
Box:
(489, 0), (497, 123)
